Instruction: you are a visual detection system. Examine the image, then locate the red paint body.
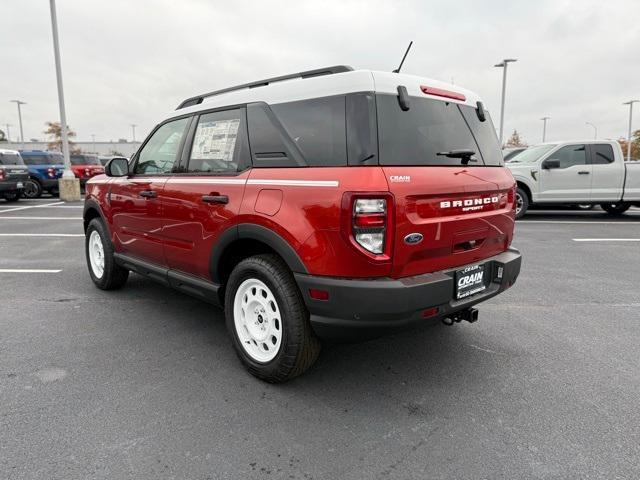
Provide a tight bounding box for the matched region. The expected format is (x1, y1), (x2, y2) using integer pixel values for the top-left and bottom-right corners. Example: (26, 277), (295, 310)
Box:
(86, 164), (516, 282)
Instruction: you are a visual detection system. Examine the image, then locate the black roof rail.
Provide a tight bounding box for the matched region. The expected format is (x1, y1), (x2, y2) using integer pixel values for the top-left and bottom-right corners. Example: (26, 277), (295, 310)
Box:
(176, 65), (354, 110)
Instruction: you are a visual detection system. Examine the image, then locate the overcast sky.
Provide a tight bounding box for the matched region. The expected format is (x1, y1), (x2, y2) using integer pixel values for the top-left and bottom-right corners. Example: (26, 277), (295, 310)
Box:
(1, 0), (639, 146)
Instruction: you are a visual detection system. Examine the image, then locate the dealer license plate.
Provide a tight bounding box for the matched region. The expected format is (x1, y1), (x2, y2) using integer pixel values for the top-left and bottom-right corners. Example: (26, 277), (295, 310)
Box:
(455, 264), (487, 300)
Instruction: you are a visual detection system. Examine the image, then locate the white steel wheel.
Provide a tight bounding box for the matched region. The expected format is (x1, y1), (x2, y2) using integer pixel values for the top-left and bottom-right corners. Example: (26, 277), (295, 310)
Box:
(233, 278), (283, 363)
(88, 230), (105, 279)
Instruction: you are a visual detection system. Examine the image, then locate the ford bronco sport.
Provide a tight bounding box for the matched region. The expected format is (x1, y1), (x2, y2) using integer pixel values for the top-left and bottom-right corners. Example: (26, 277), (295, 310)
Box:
(83, 66), (521, 382)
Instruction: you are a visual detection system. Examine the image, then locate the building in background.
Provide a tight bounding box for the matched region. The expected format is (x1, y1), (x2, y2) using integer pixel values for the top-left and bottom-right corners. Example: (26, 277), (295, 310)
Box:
(0, 140), (141, 157)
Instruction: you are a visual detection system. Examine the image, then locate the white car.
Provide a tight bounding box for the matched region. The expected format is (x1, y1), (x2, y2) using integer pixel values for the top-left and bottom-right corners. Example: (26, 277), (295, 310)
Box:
(507, 140), (640, 218)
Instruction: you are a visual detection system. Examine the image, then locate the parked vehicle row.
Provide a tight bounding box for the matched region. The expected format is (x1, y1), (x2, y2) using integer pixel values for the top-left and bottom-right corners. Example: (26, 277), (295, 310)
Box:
(0, 150), (105, 200)
(83, 65), (521, 382)
(508, 141), (640, 218)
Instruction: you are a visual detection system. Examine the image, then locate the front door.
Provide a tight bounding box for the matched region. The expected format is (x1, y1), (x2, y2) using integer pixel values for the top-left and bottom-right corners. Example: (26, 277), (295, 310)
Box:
(538, 144), (591, 202)
(110, 116), (191, 265)
(162, 108), (250, 280)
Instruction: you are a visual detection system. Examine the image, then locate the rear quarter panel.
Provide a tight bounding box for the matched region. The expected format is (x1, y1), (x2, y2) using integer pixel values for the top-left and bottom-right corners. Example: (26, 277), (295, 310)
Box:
(240, 166), (392, 277)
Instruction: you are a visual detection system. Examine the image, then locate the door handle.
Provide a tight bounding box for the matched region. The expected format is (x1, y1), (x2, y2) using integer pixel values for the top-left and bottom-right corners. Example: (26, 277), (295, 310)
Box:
(577, 171), (590, 175)
(202, 194), (229, 205)
(139, 190), (157, 198)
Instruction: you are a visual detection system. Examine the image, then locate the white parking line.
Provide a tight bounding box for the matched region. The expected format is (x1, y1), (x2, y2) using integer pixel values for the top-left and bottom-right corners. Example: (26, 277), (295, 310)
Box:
(0, 216), (81, 220)
(573, 238), (640, 242)
(0, 233), (84, 237)
(0, 201), (64, 214)
(39, 205), (84, 208)
(0, 269), (62, 273)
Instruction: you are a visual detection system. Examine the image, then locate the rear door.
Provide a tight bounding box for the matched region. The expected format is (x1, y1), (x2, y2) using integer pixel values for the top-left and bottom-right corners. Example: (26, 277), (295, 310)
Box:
(588, 143), (623, 202)
(162, 108), (250, 280)
(375, 93), (515, 278)
(110, 116), (190, 265)
(537, 144), (591, 202)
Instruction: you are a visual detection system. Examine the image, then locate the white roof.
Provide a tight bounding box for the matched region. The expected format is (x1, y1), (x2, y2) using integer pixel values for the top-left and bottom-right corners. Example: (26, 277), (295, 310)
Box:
(0, 148), (20, 154)
(532, 140), (618, 147)
(165, 69), (483, 121)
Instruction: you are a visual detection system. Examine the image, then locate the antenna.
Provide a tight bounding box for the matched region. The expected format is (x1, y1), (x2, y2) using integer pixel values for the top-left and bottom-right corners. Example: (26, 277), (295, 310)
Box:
(392, 41), (413, 73)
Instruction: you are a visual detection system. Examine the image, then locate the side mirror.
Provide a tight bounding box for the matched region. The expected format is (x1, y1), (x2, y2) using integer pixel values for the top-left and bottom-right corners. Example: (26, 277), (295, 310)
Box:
(105, 157), (129, 177)
(542, 158), (560, 170)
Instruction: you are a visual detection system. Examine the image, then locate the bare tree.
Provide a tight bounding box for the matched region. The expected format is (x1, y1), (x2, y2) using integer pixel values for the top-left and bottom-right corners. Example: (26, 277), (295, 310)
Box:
(505, 130), (526, 148)
(44, 121), (80, 153)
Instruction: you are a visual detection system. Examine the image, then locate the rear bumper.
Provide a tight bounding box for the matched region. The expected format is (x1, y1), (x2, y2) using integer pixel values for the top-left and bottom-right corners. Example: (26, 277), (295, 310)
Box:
(295, 248), (521, 340)
(0, 180), (26, 193)
(39, 178), (60, 189)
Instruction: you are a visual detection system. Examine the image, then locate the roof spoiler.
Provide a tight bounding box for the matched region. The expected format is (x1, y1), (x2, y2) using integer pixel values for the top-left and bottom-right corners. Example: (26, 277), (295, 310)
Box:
(176, 65), (354, 110)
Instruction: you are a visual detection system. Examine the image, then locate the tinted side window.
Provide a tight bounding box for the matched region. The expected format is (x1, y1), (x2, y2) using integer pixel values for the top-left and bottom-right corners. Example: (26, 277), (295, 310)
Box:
(591, 144), (615, 164)
(186, 109), (250, 174)
(135, 118), (189, 174)
(271, 96), (347, 166)
(548, 145), (587, 168)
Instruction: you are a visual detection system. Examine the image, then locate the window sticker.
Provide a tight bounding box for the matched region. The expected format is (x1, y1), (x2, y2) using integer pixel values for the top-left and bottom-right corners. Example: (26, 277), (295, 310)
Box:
(191, 119), (240, 162)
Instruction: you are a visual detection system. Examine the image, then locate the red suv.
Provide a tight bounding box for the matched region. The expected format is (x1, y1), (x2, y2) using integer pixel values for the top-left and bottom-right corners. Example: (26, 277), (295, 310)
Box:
(70, 154), (104, 186)
(83, 66), (521, 382)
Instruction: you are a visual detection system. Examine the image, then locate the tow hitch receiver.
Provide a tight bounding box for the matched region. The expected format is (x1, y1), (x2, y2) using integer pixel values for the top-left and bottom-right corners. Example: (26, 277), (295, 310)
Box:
(442, 308), (479, 326)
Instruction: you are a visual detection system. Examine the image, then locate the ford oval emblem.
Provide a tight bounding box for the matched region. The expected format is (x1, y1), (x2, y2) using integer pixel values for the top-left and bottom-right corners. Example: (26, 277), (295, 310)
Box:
(404, 233), (423, 245)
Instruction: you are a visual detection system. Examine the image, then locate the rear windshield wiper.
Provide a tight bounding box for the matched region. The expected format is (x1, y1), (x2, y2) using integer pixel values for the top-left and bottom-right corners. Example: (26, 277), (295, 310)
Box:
(437, 149), (477, 165)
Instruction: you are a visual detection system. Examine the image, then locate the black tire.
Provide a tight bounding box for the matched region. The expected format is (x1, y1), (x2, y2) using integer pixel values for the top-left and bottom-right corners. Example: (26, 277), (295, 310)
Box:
(85, 218), (129, 290)
(23, 178), (43, 199)
(515, 187), (529, 219)
(224, 254), (321, 383)
(600, 202), (631, 215)
(3, 191), (20, 202)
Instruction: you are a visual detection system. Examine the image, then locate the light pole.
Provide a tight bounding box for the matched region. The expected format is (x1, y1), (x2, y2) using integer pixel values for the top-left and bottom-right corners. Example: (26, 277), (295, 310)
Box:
(131, 124), (137, 142)
(49, 0), (80, 200)
(623, 100), (638, 161)
(585, 122), (597, 140)
(494, 58), (517, 145)
(4, 124), (12, 142)
(10, 100), (26, 147)
(541, 116), (550, 142)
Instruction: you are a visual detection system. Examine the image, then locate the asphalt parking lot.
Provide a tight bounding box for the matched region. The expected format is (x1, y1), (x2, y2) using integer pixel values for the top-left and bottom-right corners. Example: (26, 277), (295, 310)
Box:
(1, 199), (639, 479)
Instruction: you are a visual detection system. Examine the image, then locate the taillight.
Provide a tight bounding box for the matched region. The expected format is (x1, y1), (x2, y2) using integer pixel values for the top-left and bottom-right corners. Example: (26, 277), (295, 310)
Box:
(420, 85), (466, 102)
(84, 168), (91, 177)
(341, 194), (394, 259)
(0, 169), (5, 180)
(353, 199), (387, 254)
(47, 167), (56, 178)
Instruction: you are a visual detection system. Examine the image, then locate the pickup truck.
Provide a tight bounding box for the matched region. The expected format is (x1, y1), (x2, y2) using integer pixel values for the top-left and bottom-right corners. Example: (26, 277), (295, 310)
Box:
(507, 140), (640, 218)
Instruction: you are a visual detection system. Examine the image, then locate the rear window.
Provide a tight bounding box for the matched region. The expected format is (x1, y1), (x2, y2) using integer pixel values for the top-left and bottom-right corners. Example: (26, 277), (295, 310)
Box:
(271, 96), (347, 167)
(0, 152), (25, 165)
(376, 94), (503, 167)
(70, 154), (101, 166)
(21, 154), (51, 165)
